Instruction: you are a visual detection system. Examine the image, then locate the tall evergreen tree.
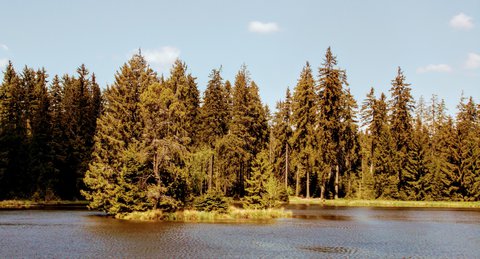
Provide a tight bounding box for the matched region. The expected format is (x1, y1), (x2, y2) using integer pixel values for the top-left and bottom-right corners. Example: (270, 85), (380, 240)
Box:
(291, 62), (317, 198)
(0, 62), (29, 198)
(29, 68), (54, 198)
(317, 47), (349, 199)
(271, 88), (293, 190)
(140, 81), (189, 208)
(197, 68), (230, 192)
(199, 68), (229, 146)
(228, 65), (268, 196)
(389, 67), (414, 198)
(166, 60), (200, 146)
(82, 53), (157, 214)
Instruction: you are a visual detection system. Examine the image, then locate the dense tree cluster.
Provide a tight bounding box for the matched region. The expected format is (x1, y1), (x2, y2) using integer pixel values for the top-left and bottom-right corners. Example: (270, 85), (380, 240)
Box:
(1, 47), (479, 213)
(0, 62), (101, 200)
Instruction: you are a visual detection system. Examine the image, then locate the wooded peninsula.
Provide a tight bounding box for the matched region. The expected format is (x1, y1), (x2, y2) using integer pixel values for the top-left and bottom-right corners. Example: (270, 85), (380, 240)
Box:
(0, 47), (479, 217)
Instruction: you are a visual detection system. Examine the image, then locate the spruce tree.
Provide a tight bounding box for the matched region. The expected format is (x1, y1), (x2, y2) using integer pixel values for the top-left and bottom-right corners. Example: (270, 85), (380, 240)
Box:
(48, 75), (66, 198)
(82, 53), (157, 214)
(317, 47), (349, 199)
(271, 88), (293, 190)
(389, 67), (414, 199)
(291, 62), (316, 198)
(453, 96), (479, 200)
(0, 61), (28, 198)
(229, 65), (268, 196)
(198, 68), (229, 147)
(166, 60), (200, 146)
(140, 81), (190, 207)
(29, 68), (54, 198)
(244, 150), (281, 209)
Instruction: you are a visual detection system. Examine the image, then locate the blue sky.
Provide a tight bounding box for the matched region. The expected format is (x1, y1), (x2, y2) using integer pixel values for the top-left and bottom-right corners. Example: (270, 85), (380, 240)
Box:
(0, 0), (479, 114)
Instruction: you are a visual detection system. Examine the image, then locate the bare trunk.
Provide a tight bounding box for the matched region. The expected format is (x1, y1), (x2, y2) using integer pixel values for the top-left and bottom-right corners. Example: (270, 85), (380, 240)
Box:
(208, 155), (213, 191)
(295, 168), (300, 197)
(285, 145), (289, 190)
(335, 165), (339, 199)
(320, 182), (325, 200)
(306, 170), (310, 199)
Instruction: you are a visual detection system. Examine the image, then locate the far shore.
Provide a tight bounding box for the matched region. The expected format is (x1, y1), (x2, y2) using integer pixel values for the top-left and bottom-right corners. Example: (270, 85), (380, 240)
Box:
(289, 197), (480, 209)
(0, 200), (88, 209)
(3, 197), (480, 210)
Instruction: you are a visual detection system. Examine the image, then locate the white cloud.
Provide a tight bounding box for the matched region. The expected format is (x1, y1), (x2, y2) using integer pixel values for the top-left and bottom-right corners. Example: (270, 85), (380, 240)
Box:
(449, 13), (474, 30)
(141, 46), (180, 72)
(416, 64), (453, 74)
(465, 52), (480, 69)
(0, 44), (8, 51)
(248, 21), (280, 34)
(0, 58), (8, 69)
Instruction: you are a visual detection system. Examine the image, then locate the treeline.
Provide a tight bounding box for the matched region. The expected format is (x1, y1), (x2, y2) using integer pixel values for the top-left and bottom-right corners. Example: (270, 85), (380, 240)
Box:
(0, 48), (479, 212)
(0, 62), (101, 200)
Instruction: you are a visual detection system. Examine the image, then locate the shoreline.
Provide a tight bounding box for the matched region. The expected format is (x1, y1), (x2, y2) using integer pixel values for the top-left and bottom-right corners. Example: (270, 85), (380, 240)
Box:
(0, 200), (88, 210)
(288, 197), (480, 209)
(3, 197), (480, 211)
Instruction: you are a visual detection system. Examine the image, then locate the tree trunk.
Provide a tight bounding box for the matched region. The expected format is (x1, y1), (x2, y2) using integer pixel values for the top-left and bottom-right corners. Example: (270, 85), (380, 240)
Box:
(285, 144), (289, 190)
(335, 165), (339, 199)
(306, 170), (310, 199)
(320, 182), (325, 200)
(295, 168), (300, 197)
(208, 154), (213, 191)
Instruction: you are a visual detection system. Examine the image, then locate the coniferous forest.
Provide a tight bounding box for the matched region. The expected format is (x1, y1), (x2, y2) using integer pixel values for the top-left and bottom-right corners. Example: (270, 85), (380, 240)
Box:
(1, 48), (479, 214)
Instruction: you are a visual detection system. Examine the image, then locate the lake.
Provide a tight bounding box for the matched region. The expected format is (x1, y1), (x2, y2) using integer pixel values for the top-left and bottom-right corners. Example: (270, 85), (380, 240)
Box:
(1, 205), (479, 258)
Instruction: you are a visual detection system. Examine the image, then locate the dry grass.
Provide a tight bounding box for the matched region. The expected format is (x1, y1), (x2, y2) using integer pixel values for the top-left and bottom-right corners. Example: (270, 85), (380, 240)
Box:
(118, 207), (293, 222)
(289, 197), (480, 208)
(0, 200), (88, 209)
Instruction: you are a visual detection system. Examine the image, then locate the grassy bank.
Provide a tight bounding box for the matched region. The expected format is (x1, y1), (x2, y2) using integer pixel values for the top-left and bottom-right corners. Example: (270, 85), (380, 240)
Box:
(289, 197), (480, 208)
(0, 200), (89, 209)
(117, 207), (293, 222)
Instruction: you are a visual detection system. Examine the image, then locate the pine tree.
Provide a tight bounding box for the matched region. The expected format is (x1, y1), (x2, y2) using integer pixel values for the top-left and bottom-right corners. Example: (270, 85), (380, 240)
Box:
(229, 65), (268, 196)
(389, 67), (414, 199)
(369, 93), (397, 199)
(426, 95), (449, 199)
(453, 96), (479, 200)
(244, 150), (281, 209)
(140, 81), (190, 208)
(60, 65), (101, 199)
(82, 53), (158, 214)
(29, 68), (54, 198)
(403, 116), (432, 200)
(317, 47), (349, 199)
(339, 89), (361, 198)
(271, 88), (293, 190)
(48, 75), (66, 198)
(291, 62), (317, 198)
(166, 60), (200, 147)
(198, 68), (229, 147)
(197, 68), (231, 192)
(0, 61), (29, 198)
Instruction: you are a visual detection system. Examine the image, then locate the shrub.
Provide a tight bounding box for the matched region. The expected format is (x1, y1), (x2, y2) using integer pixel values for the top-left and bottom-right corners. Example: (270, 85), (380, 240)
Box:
(193, 191), (230, 214)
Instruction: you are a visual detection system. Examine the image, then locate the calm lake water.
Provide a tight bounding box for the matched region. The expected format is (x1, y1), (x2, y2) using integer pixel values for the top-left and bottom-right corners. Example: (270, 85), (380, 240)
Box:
(1, 205), (480, 258)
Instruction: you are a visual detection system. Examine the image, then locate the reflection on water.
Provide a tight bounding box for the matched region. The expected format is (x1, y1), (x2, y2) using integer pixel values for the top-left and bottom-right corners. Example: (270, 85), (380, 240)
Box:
(1, 206), (480, 258)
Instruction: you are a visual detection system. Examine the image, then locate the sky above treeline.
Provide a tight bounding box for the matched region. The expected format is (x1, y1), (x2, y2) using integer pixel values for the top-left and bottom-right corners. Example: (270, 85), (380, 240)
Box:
(0, 0), (479, 114)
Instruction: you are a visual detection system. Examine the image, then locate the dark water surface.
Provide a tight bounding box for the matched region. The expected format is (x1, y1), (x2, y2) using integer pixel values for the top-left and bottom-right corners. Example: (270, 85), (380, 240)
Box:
(1, 205), (480, 258)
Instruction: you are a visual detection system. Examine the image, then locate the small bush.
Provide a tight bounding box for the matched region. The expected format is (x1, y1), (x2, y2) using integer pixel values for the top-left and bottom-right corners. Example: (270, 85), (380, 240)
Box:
(193, 191), (230, 214)
(117, 209), (164, 221)
(158, 195), (182, 212)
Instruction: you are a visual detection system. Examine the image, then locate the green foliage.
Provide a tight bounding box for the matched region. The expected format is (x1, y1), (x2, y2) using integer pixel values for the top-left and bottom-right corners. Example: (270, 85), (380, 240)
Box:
(2, 47), (480, 216)
(244, 151), (284, 209)
(193, 191), (230, 213)
(291, 62), (317, 198)
(228, 65), (268, 196)
(82, 53), (157, 214)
